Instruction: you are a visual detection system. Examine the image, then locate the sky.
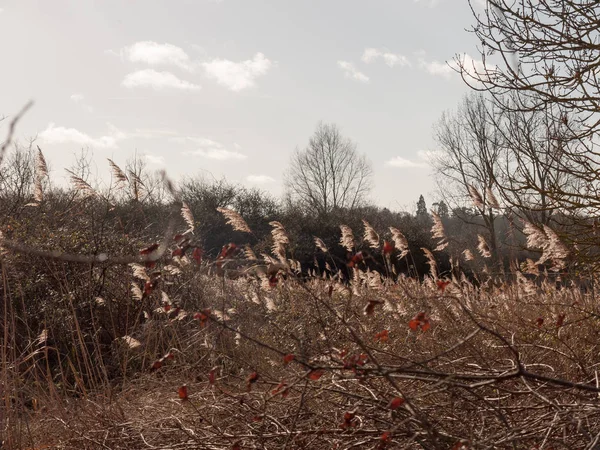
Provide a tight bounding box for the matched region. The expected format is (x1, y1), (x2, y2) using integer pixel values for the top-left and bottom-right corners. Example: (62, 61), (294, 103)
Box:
(0, 0), (487, 212)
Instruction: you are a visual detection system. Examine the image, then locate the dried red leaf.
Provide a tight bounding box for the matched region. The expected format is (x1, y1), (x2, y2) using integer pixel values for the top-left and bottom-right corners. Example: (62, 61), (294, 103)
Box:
(209, 366), (218, 385)
(408, 319), (420, 331)
(451, 440), (470, 450)
(283, 354), (295, 365)
(144, 261), (156, 269)
(387, 397), (404, 410)
(556, 313), (566, 328)
(348, 251), (364, 268)
(343, 353), (369, 370)
(436, 279), (451, 292)
(409, 312), (430, 332)
(271, 381), (287, 396)
(193, 309), (211, 327)
(218, 243), (237, 259)
(192, 247), (203, 264)
(268, 274), (278, 287)
(378, 431), (392, 448)
(144, 281), (155, 296)
(216, 243), (237, 268)
(172, 247), (184, 257)
(383, 240), (395, 255)
(340, 411), (358, 429)
(150, 360), (162, 371)
(252, 414), (264, 422)
(375, 329), (389, 343)
(231, 441), (242, 450)
(178, 385), (188, 401)
(246, 371), (260, 390)
(308, 369), (325, 381)
(536, 317), (544, 327)
(140, 243), (159, 255)
(164, 351), (174, 360)
(364, 300), (383, 316)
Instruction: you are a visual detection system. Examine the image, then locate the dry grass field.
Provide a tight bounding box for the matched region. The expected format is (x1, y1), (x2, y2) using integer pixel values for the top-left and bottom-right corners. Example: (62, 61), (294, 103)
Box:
(2, 197), (600, 449)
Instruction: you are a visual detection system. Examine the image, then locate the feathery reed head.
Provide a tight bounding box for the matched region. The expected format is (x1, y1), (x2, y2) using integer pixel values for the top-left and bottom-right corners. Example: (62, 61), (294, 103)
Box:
(217, 207), (252, 234)
(362, 220), (380, 249)
(389, 227), (409, 259)
(339, 225), (355, 252)
(467, 184), (484, 209)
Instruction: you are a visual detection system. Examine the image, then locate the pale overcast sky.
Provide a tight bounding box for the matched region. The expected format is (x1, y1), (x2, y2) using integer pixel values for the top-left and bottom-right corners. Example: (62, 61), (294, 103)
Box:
(0, 0), (486, 211)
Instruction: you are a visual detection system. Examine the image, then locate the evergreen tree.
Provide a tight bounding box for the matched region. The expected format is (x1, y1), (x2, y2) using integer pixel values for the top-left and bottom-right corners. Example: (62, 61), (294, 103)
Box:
(416, 195), (428, 218)
(436, 200), (449, 218)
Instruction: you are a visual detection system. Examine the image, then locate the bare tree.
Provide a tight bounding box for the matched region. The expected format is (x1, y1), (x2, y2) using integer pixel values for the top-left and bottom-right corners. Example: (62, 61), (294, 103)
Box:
(0, 142), (35, 218)
(285, 122), (372, 215)
(459, 0), (600, 261)
(433, 93), (503, 266)
(492, 96), (582, 227)
(461, 0), (600, 135)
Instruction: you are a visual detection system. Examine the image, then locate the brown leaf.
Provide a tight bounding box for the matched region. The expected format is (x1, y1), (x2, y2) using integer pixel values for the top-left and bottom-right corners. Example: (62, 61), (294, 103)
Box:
(364, 300), (383, 316)
(178, 385), (189, 401)
(387, 397), (404, 410)
(375, 329), (389, 342)
(307, 369), (325, 381)
(383, 240), (395, 255)
(246, 371), (259, 391)
(192, 247), (203, 264)
(409, 312), (430, 332)
(140, 243), (159, 255)
(209, 366), (218, 385)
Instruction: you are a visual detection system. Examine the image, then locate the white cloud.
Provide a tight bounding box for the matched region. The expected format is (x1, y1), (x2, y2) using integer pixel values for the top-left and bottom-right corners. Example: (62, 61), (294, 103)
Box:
(185, 137), (222, 146)
(385, 156), (428, 168)
(417, 53), (485, 79)
(122, 41), (193, 71)
(39, 123), (121, 149)
(202, 52), (272, 91)
(247, 174), (275, 183)
(337, 61), (369, 83)
(386, 149), (443, 169)
(419, 59), (454, 78)
(144, 154), (165, 165)
(179, 136), (248, 160)
(362, 48), (410, 67)
(70, 94), (94, 113)
(40, 123), (180, 150)
(122, 69), (200, 90)
(185, 148), (247, 160)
